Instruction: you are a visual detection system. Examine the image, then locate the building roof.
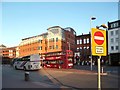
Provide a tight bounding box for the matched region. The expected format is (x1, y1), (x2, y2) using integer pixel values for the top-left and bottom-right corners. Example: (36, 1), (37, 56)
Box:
(0, 44), (6, 48)
(76, 33), (90, 37)
(108, 20), (120, 30)
(47, 26), (62, 30)
(22, 32), (48, 41)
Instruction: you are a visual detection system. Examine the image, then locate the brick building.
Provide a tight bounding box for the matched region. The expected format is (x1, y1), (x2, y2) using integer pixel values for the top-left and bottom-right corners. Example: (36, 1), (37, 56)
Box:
(19, 26), (76, 57)
(75, 33), (108, 65)
(75, 33), (91, 65)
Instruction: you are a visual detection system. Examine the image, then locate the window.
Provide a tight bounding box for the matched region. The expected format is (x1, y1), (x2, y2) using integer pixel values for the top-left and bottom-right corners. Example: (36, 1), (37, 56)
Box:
(84, 47), (86, 49)
(116, 46), (119, 50)
(116, 38), (119, 42)
(56, 38), (58, 42)
(77, 40), (79, 44)
(49, 46), (52, 49)
(110, 24), (114, 28)
(56, 45), (58, 49)
(84, 39), (86, 44)
(87, 38), (89, 43)
(111, 38), (114, 43)
(38, 40), (42, 43)
(87, 46), (89, 49)
(115, 30), (118, 35)
(52, 38), (54, 42)
(38, 46), (42, 50)
(52, 45), (54, 49)
(80, 39), (82, 44)
(111, 46), (114, 50)
(111, 31), (114, 36)
(77, 48), (79, 51)
(80, 47), (82, 52)
(80, 47), (82, 50)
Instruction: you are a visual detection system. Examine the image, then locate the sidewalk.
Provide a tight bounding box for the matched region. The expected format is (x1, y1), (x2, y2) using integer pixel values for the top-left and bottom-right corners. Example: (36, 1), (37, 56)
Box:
(42, 67), (119, 88)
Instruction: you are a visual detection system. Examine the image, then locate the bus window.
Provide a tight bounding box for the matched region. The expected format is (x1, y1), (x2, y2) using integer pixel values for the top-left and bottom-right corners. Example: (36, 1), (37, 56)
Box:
(59, 60), (64, 64)
(68, 58), (73, 63)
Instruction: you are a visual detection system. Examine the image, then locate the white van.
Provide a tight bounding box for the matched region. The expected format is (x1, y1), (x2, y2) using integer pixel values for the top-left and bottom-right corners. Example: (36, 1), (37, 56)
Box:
(13, 54), (42, 70)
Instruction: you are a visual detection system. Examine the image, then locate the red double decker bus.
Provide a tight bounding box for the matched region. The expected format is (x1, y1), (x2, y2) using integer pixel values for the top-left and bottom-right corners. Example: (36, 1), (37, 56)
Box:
(43, 50), (73, 69)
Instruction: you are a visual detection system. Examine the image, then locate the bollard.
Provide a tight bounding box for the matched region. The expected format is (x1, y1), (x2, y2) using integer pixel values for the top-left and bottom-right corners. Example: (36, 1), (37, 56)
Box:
(25, 72), (29, 81)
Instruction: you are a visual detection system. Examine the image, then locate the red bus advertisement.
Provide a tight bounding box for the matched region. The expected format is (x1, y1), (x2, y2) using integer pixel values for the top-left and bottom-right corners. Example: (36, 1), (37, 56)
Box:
(43, 50), (73, 69)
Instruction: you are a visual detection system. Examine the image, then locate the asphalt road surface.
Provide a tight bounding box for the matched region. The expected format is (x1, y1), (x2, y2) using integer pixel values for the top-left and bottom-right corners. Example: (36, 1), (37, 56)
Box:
(1, 64), (120, 90)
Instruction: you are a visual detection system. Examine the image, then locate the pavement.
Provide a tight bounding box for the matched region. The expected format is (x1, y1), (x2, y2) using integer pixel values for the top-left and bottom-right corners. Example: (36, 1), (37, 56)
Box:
(42, 65), (119, 89)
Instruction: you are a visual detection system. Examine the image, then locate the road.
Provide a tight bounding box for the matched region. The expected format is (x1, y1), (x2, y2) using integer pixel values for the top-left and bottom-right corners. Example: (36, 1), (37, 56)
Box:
(2, 65), (66, 89)
(1, 64), (120, 89)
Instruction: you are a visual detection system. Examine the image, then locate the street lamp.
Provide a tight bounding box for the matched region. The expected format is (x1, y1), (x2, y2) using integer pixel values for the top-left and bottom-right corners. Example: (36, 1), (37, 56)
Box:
(90, 16), (96, 71)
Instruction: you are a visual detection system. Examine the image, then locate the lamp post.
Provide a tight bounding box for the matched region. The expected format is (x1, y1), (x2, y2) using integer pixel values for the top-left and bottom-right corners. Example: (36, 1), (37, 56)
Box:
(90, 16), (96, 71)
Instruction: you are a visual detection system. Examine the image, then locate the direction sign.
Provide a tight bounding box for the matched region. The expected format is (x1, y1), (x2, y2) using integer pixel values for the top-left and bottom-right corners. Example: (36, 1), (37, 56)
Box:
(91, 28), (106, 56)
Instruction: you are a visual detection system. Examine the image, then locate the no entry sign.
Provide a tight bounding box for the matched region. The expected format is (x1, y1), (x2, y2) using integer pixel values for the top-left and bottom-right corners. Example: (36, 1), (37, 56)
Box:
(94, 31), (104, 45)
(91, 28), (106, 56)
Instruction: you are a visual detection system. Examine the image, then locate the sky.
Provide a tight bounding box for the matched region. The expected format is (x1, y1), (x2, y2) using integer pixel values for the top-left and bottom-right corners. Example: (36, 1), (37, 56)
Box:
(1, 1), (118, 47)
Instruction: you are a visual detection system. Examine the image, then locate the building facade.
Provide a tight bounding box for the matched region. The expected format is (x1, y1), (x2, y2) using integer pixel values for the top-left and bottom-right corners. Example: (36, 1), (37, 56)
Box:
(75, 32), (108, 65)
(75, 33), (91, 65)
(19, 26), (76, 57)
(108, 20), (120, 65)
(19, 33), (48, 57)
(2, 46), (17, 58)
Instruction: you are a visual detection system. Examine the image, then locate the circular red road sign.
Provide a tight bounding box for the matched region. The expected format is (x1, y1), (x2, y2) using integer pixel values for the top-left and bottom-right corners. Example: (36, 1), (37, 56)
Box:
(94, 31), (104, 45)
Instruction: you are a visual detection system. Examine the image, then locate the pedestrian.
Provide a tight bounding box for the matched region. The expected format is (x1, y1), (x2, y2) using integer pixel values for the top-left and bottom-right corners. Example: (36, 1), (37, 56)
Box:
(75, 54), (80, 65)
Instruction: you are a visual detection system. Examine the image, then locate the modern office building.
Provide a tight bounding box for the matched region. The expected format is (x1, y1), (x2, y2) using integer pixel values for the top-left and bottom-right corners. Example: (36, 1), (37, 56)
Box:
(108, 20), (120, 65)
(19, 33), (48, 57)
(19, 26), (76, 57)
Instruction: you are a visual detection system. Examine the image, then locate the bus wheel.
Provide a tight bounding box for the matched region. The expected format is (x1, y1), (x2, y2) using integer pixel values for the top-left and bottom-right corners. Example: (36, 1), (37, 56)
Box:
(15, 66), (18, 70)
(24, 66), (26, 71)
